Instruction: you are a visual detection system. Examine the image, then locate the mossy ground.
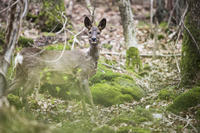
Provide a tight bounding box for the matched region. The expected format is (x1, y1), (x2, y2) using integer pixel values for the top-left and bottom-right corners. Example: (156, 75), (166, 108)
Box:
(90, 63), (145, 106)
(158, 87), (176, 101)
(167, 87), (200, 114)
(126, 47), (142, 72)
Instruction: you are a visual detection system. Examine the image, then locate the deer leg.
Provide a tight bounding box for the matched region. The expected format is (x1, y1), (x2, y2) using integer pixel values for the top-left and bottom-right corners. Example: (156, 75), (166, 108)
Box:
(80, 78), (96, 115)
(5, 78), (24, 95)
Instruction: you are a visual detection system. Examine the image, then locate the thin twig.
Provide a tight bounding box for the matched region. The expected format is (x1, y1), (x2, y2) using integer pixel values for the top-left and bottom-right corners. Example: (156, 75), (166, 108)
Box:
(0, 0), (20, 14)
(167, 0), (180, 27)
(71, 28), (86, 50)
(56, 12), (68, 34)
(169, 113), (198, 133)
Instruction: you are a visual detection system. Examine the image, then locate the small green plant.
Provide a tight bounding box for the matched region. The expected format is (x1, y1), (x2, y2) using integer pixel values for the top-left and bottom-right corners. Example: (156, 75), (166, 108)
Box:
(18, 36), (34, 47)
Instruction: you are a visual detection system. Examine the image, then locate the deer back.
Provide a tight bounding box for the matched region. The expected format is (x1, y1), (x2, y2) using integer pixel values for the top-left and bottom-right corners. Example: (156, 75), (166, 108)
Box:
(16, 47), (97, 85)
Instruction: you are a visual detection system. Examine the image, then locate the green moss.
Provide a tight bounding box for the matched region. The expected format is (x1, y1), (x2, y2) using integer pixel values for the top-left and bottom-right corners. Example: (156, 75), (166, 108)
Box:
(90, 64), (132, 85)
(133, 107), (153, 123)
(181, 12), (200, 86)
(168, 87), (200, 113)
(196, 109), (200, 121)
(90, 63), (144, 106)
(0, 28), (5, 52)
(7, 94), (23, 109)
(158, 89), (175, 101)
(27, 98), (39, 110)
(92, 126), (115, 133)
(108, 107), (153, 126)
(0, 107), (56, 133)
(42, 32), (56, 37)
(44, 43), (71, 51)
(126, 47), (142, 72)
(36, 0), (65, 32)
(26, 13), (38, 22)
(157, 34), (165, 40)
(159, 22), (168, 29)
(114, 77), (145, 101)
(91, 83), (122, 106)
(102, 43), (113, 50)
(117, 126), (150, 133)
(61, 119), (95, 133)
(18, 36), (34, 47)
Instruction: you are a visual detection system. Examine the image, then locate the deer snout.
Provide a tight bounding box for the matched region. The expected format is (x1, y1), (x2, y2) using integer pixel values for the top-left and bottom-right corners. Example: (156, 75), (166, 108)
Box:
(91, 37), (96, 42)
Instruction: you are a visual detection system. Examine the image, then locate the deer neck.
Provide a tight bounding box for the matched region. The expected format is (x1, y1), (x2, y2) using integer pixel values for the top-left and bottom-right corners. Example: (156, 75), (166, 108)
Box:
(87, 45), (99, 67)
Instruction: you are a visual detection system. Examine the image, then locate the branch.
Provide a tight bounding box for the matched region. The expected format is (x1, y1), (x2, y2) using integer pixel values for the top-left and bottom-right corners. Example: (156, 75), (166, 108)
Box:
(0, 0), (20, 14)
(85, 0), (95, 23)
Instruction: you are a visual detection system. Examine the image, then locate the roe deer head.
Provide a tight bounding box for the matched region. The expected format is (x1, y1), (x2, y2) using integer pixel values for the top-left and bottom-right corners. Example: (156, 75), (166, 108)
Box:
(7, 16), (106, 112)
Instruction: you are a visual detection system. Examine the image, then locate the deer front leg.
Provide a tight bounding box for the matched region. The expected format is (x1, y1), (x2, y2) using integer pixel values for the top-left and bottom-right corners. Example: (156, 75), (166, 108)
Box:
(79, 78), (96, 115)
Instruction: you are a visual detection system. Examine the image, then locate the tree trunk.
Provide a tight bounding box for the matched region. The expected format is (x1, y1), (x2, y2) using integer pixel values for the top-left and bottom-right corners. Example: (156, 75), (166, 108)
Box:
(181, 0), (200, 86)
(153, 0), (169, 23)
(118, 0), (141, 72)
(118, 0), (137, 48)
(0, 0), (26, 97)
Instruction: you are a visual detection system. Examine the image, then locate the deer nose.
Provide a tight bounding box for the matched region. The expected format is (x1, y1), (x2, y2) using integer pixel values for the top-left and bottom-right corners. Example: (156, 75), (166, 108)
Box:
(91, 37), (96, 41)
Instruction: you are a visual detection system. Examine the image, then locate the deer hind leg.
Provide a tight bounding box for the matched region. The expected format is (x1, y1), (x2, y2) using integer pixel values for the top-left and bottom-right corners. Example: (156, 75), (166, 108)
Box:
(6, 78), (24, 95)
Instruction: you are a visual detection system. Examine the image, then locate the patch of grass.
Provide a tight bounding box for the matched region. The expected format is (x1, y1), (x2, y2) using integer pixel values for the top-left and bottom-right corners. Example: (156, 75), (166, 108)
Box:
(18, 36), (34, 47)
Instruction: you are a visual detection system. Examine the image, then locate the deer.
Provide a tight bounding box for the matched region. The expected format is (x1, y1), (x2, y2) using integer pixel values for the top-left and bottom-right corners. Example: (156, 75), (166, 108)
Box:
(6, 16), (106, 113)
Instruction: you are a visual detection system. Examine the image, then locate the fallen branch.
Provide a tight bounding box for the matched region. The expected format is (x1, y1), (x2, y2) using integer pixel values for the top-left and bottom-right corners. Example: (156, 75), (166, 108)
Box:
(100, 52), (181, 57)
(169, 113), (198, 133)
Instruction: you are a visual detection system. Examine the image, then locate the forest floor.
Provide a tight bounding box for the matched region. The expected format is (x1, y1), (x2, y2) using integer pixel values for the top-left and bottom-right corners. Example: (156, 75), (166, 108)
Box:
(1, 1), (199, 133)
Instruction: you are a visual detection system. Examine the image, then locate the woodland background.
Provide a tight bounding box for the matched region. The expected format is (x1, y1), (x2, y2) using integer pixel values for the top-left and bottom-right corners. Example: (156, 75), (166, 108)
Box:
(0, 0), (200, 132)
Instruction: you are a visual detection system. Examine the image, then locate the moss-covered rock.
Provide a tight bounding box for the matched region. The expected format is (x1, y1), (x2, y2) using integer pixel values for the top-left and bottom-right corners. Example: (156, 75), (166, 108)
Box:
(168, 87), (200, 113)
(7, 94), (23, 109)
(126, 47), (142, 72)
(18, 36), (34, 47)
(91, 83), (130, 106)
(90, 64), (145, 106)
(158, 88), (175, 101)
(36, 0), (65, 32)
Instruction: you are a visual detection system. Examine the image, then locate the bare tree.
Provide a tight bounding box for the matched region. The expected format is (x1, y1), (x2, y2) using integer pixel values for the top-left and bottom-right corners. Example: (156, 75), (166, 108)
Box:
(118, 0), (141, 71)
(0, 0), (28, 98)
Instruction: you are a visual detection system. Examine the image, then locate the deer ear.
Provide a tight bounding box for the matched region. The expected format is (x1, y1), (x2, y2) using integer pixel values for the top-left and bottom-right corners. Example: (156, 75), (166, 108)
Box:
(84, 16), (92, 30)
(98, 18), (106, 31)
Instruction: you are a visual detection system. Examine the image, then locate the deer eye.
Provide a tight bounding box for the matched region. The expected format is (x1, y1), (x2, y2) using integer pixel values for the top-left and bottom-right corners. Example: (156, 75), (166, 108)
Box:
(89, 31), (92, 34)
(97, 32), (100, 34)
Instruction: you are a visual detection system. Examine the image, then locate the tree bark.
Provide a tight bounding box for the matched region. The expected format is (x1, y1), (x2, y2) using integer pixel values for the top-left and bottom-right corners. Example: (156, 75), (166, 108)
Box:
(118, 0), (137, 48)
(118, 0), (141, 72)
(153, 0), (169, 23)
(181, 0), (200, 86)
(0, 0), (26, 97)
